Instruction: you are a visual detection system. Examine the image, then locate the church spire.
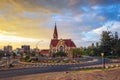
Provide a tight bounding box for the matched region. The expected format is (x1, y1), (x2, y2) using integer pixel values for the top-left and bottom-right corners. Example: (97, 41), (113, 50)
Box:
(53, 22), (58, 39)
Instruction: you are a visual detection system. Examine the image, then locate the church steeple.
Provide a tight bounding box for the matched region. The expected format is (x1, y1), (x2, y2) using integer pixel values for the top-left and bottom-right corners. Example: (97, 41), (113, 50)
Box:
(53, 22), (58, 39)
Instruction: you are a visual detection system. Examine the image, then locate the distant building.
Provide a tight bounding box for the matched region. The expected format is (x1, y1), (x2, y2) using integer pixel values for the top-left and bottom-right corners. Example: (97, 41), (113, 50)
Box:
(50, 23), (76, 57)
(40, 49), (50, 57)
(21, 45), (30, 53)
(4, 45), (13, 52)
(15, 48), (24, 54)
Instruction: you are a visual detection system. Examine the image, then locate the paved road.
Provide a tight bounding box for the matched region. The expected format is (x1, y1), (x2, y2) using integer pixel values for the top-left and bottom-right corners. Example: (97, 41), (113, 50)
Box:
(0, 57), (112, 78)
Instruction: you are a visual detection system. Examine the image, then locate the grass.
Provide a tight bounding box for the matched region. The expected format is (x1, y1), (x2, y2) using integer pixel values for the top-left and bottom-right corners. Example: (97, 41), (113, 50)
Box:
(71, 67), (120, 73)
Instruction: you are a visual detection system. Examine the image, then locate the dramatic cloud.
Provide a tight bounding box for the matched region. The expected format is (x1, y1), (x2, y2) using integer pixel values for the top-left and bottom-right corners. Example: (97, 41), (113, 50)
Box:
(0, 0), (120, 49)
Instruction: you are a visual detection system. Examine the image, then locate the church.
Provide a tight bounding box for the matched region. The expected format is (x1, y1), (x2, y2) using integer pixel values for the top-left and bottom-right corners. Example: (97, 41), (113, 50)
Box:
(50, 23), (76, 57)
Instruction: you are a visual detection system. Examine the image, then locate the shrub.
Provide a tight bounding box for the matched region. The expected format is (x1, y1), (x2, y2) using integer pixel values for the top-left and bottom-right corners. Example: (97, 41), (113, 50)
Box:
(32, 58), (38, 61)
(9, 64), (14, 67)
(52, 52), (67, 57)
(27, 58), (32, 62)
(24, 56), (30, 61)
(106, 55), (117, 59)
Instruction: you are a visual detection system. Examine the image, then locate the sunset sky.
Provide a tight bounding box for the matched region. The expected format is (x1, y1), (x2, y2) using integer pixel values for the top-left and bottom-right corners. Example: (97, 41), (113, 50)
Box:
(0, 0), (120, 49)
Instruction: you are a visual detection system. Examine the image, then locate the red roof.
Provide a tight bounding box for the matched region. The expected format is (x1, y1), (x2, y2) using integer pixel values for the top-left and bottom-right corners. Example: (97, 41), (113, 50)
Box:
(50, 39), (59, 47)
(50, 39), (76, 47)
(64, 39), (76, 47)
(41, 50), (49, 54)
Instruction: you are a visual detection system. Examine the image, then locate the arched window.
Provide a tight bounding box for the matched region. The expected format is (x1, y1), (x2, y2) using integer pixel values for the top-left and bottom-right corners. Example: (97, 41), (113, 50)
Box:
(60, 46), (64, 52)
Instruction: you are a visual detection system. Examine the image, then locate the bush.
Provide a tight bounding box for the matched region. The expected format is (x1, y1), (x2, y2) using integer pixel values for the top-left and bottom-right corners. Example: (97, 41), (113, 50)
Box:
(20, 56), (38, 62)
(106, 55), (117, 59)
(24, 56), (30, 61)
(9, 64), (14, 67)
(32, 58), (38, 61)
(27, 58), (32, 62)
(61, 60), (66, 64)
(52, 52), (67, 57)
(28, 58), (38, 62)
(20, 58), (25, 62)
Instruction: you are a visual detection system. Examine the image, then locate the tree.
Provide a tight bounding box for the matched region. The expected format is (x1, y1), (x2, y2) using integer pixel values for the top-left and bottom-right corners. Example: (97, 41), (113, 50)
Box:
(12, 52), (17, 59)
(100, 31), (113, 56)
(70, 48), (84, 58)
(0, 51), (4, 60)
(84, 47), (96, 56)
(30, 51), (35, 57)
(111, 32), (120, 57)
(96, 42), (99, 48)
(100, 31), (120, 57)
(85, 30), (120, 58)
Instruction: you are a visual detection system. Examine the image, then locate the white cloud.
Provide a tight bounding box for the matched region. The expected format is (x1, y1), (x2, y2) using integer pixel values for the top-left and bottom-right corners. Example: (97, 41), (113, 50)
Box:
(0, 34), (39, 43)
(93, 26), (107, 35)
(74, 15), (83, 22)
(0, 30), (16, 35)
(93, 21), (120, 35)
(111, 22), (120, 31)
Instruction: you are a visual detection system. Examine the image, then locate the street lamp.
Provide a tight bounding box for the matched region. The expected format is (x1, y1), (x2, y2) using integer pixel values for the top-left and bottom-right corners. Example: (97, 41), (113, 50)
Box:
(101, 53), (105, 68)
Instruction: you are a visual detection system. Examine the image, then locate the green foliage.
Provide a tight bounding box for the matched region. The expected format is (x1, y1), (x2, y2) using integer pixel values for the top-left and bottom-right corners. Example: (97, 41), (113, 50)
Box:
(20, 57), (25, 62)
(100, 31), (120, 57)
(89, 50), (95, 56)
(20, 56), (38, 62)
(27, 58), (32, 62)
(106, 55), (118, 59)
(31, 57), (38, 61)
(70, 48), (84, 58)
(12, 52), (17, 58)
(0, 51), (4, 60)
(84, 31), (120, 58)
(24, 56), (30, 61)
(52, 52), (67, 57)
(84, 47), (97, 56)
(101, 31), (113, 55)
(61, 60), (67, 64)
(9, 64), (14, 67)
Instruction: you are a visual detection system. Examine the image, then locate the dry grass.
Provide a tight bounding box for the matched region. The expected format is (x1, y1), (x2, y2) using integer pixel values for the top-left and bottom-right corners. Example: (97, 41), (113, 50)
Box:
(1, 68), (120, 80)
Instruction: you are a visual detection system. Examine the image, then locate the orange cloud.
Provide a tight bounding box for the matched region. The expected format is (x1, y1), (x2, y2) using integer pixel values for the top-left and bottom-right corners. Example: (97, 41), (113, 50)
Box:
(0, 0), (54, 49)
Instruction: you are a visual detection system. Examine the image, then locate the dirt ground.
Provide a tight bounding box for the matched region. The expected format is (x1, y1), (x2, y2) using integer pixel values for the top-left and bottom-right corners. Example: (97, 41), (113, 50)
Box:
(1, 68), (120, 80)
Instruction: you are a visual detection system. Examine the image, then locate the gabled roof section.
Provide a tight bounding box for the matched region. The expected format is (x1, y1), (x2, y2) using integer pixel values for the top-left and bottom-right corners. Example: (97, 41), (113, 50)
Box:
(64, 39), (76, 47)
(50, 39), (59, 47)
(50, 39), (76, 47)
(41, 49), (49, 54)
